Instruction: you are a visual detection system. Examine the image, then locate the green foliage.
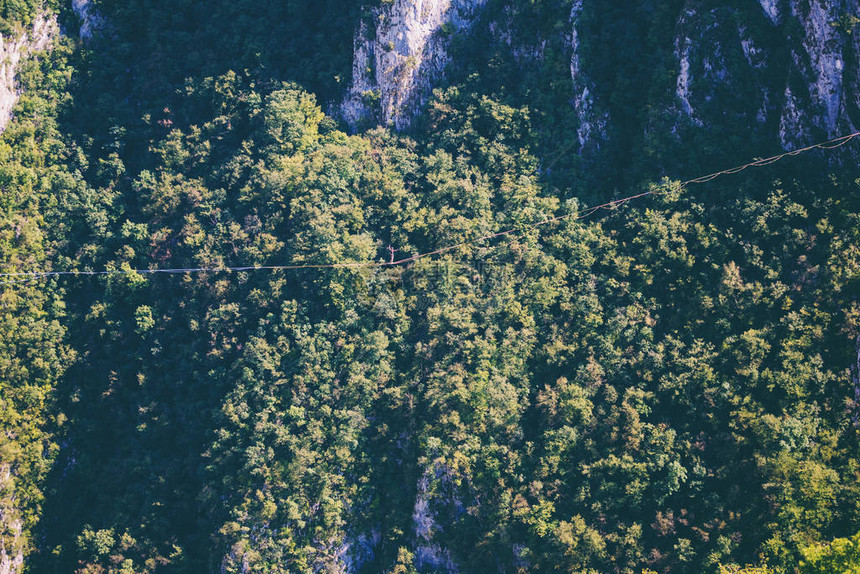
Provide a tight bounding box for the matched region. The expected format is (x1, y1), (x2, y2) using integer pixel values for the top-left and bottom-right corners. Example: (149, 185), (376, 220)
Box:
(0, 32), (74, 563)
(719, 566), (775, 574)
(833, 14), (860, 35)
(0, 1), (858, 573)
(800, 531), (860, 574)
(0, 0), (48, 34)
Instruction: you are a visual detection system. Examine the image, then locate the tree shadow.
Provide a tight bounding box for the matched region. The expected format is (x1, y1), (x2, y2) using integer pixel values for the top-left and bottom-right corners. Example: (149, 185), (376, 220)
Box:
(34, 0), (366, 570)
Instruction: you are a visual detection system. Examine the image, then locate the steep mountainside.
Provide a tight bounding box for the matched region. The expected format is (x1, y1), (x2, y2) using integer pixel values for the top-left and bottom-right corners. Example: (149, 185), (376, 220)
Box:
(0, 1), (858, 573)
(0, 13), (57, 132)
(341, 0), (859, 152)
(341, 0), (488, 129)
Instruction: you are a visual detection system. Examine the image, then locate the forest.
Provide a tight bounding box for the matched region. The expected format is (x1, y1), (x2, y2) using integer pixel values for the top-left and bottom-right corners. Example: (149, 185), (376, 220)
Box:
(0, 0), (859, 572)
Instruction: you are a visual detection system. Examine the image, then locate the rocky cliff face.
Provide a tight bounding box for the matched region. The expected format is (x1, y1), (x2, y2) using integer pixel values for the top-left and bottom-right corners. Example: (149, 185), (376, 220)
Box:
(0, 0), (108, 135)
(0, 13), (59, 133)
(569, 0), (609, 151)
(783, 0), (857, 145)
(412, 470), (459, 573)
(72, 0), (107, 41)
(586, 0), (859, 149)
(342, 0), (860, 152)
(0, 465), (23, 574)
(671, 0), (858, 147)
(341, 0), (488, 130)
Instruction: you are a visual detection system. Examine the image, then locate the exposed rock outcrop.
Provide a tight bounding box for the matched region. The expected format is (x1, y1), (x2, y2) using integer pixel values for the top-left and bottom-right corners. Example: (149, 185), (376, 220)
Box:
(0, 465), (23, 574)
(674, 15), (700, 126)
(670, 2), (778, 136)
(759, 0), (783, 24)
(333, 530), (380, 573)
(0, 13), (59, 133)
(341, 0), (488, 130)
(778, 0), (856, 147)
(670, 0), (858, 149)
(339, 0), (859, 154)
(569, 0), (609, 149)
(412, 471), (459, 573)
(72, 0), (107, 41)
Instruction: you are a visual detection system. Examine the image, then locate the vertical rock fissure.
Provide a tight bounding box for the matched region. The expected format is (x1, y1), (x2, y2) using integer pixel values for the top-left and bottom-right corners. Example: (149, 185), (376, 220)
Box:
(341, 0), (487, 130)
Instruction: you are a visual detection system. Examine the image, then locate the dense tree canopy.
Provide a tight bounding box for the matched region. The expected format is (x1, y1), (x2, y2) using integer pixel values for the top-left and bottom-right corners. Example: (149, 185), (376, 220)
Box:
(0, 0), (857, 573)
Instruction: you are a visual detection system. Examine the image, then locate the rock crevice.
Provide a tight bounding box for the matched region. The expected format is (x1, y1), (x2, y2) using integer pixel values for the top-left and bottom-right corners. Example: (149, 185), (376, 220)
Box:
(72, 0), (107, 41)
(342, 0), (487, 130)
(569, 0), (609, 149)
